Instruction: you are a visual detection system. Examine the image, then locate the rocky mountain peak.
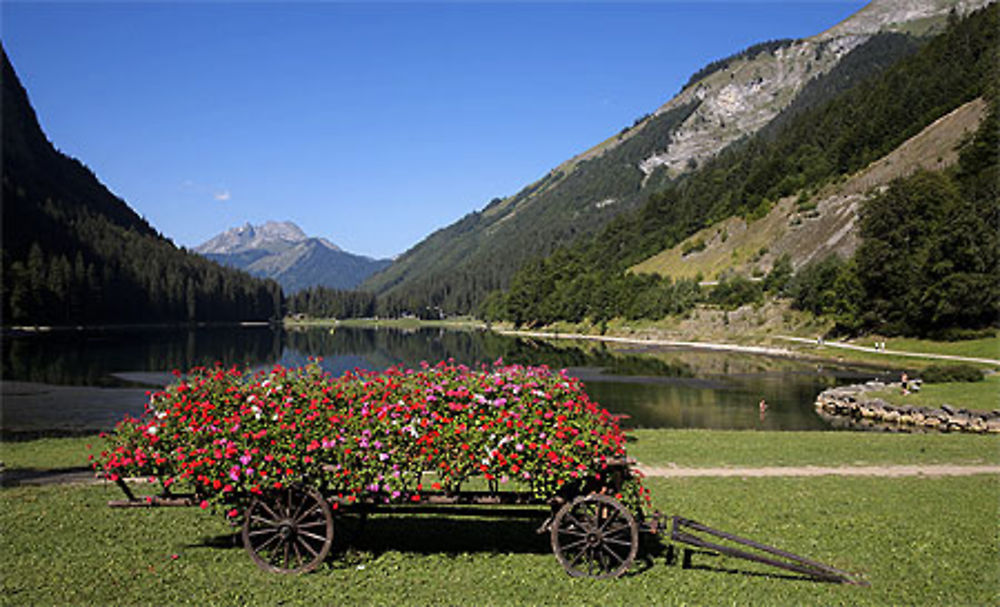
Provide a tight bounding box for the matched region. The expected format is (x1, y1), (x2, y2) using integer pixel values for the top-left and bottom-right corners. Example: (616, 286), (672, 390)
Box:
(194, 220), (335, 254)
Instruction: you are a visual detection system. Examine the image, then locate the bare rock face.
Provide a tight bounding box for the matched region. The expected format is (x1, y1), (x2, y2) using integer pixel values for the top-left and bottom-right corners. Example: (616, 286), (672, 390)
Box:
(195, 220), (317, 255)
(635, 0), (993, 179)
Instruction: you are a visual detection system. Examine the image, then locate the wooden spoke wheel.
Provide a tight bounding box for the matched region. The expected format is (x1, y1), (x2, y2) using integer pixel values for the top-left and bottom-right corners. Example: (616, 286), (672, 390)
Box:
(242, 485), (333, 573)
(550, 494), (639, 579)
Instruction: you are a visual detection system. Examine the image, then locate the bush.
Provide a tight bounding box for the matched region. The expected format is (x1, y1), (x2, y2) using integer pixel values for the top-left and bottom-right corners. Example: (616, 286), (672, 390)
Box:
(708, 275), (763, 310)
(919, 364), (985, 383)
(681, 237), (707, 256)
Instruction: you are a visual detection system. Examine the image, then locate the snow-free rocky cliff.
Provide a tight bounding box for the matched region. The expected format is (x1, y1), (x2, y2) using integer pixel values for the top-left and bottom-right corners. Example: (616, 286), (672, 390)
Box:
(632, 0), (993, 178)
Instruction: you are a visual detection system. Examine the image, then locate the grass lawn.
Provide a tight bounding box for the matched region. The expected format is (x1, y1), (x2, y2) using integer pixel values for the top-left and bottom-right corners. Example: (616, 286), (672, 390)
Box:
(1, 475), (996, 606)
(0, 436), (103, 470)
(628, 429), (1000, 468)
(849, 335), (1000, 361)
(2, 431), (998, 605)
(866, 374), (1000, 412)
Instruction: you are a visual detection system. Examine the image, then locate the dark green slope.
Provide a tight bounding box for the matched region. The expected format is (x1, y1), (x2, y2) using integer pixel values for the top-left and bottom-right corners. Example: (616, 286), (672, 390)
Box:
(363, 100), (700, 316)
(1, 48), (281, 325)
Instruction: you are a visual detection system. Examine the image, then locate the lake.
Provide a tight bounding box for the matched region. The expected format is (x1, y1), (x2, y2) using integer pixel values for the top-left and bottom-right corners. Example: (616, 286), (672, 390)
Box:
(0, 325), (895, 434)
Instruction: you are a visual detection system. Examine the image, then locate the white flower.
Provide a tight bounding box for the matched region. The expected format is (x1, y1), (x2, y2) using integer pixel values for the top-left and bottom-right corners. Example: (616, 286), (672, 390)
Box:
(147, 425), (158, 435)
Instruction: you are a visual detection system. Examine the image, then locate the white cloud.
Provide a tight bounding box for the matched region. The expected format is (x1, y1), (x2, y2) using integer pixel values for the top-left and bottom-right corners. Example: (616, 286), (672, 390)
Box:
(180, 180), (231, 202)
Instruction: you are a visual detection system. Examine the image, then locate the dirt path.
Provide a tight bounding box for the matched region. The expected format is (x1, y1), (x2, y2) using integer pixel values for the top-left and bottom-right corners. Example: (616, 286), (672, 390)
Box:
(4, 464), (998, 489)
(497, 329), (795, 357)
(777, 335), (1000, 366)
(637, 464), (1000, 478)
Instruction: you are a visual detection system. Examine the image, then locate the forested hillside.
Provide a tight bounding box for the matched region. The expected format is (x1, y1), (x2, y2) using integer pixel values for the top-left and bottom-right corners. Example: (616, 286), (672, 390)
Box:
(367, 99), (699, 316)
(486, 4), (998, 336)
(1, 49), (282, 325)
(366, 1), (981, 318)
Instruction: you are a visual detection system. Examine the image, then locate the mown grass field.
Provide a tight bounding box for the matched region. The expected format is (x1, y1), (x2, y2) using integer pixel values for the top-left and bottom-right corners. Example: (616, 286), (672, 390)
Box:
(1, 431), (997, 605)
(849, 336), (1000, 361)
(868, 373), (1000, 412)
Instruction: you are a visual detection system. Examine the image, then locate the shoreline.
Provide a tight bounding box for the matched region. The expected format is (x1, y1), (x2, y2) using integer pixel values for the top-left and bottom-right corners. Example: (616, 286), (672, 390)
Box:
(497, 328), (1000, 367)
(496, 328), (796, 358)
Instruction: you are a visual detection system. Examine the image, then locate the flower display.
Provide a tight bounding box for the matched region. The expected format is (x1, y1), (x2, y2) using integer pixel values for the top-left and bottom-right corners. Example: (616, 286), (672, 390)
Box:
(94, 360), (650, 514)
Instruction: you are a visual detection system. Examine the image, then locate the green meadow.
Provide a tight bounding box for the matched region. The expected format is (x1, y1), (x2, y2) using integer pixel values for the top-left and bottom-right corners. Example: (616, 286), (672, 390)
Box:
(1, 430), (996, 606)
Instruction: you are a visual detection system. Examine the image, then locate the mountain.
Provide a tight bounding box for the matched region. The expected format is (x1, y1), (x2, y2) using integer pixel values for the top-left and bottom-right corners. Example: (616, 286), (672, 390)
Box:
(364, 0), (993, 316)
(194, 222), (390, 293)
(491, 2), (997, 334)
(196, 221), (318, 255)
(1, 47), (281, 325)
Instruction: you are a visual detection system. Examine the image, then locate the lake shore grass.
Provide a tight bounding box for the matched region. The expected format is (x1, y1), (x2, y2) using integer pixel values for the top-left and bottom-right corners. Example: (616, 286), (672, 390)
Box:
(863, 373), (1000, 412)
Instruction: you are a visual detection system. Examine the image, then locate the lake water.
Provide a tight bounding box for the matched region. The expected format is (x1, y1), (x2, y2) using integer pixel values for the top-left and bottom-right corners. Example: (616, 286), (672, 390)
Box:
(0, 326), (895, 434)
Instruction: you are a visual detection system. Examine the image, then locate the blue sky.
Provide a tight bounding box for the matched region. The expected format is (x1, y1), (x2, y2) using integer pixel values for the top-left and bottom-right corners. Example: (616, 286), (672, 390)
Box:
(2, 1), (864, 259)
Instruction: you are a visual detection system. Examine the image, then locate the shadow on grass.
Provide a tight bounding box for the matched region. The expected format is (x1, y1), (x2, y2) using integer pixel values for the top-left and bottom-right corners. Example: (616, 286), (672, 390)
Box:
(665, 544), (843, 584)
(190, 513), (840, 584)
(194, 514), (554, 559)
(0, 465), (94, 487)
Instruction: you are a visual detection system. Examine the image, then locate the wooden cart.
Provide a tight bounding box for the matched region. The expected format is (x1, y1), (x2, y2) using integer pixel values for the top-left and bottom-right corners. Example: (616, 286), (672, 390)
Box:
(109, 457), (660, 579)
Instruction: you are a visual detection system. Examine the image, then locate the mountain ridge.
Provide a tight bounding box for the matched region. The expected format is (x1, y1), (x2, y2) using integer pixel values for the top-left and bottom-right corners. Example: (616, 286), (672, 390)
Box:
(195, 221), (390, 294)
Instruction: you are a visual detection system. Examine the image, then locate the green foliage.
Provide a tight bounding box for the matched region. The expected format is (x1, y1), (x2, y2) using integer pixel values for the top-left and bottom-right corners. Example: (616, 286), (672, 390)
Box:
(786, 255), (863, 334)
(919, 364), (985, 384)
(707, 274), (763, 310)
(763, 253), (793, 294)
(856, 134), (999, 335)
(680, 237), (706, 256)
(286, 286), (376, 319)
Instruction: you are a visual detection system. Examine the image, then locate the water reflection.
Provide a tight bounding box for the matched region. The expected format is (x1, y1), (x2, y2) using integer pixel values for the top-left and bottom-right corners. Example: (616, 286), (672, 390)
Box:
(1, 326), (894, 431)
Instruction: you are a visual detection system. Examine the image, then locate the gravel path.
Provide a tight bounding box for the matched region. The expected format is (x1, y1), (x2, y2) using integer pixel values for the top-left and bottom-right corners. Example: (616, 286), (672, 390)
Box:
(777, 335), (1000, 366)
(4, 464), (998, 489)
(497, 330), (794, 357)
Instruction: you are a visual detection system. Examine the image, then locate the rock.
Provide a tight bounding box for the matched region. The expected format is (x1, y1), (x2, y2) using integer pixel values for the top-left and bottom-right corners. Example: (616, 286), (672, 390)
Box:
(941, 404), (956, 415)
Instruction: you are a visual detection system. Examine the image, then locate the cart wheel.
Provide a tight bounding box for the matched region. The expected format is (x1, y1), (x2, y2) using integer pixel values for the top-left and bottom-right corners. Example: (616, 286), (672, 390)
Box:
(550, 494), (639, 579)
(242, 485), (333, 573)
